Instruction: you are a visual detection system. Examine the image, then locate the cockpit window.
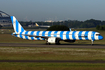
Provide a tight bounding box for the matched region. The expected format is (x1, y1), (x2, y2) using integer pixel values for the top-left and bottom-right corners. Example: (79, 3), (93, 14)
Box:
(96, 34), (100, 36)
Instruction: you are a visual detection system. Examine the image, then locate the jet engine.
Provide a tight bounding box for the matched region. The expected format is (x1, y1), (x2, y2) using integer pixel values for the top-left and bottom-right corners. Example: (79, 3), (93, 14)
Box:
(47, 37), (60, 44)
(48, 37), (57, 43)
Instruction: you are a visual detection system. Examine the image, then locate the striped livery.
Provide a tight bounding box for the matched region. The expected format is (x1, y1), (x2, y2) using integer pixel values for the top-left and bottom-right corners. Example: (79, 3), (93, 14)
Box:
(11, 16), (103, 44)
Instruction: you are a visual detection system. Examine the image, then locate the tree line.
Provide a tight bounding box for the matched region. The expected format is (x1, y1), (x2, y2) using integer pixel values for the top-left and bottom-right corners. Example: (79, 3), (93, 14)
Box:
(20, 19), (105, 28)
(0, 19), (105, 30)
(96, 25), (105, 30)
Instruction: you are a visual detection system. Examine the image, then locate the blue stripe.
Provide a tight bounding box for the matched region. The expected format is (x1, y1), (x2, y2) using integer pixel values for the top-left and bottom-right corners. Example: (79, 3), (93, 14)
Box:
(36, 31), (40, 40)
(72, 31), (76, 40)
(30, 31), (35, 40)
(91, 31), (95, 40)
(66, 31), (70, 40)
(78, 31), (83, 40)
(15, 35), (18, 37)
(13, 32), (17, 37)
(41, 31), (46, 40)
(42, 31), (46, 36)
(54, 31), (58, 37)
(21, 27), (24, 32)
(60, 31), (64, 40)
(85, 31), (89, 40)
(25, 31), (29, 40)
(48, 31), (52, 37)
(19, 32), (23, 39)
(98, 35), (103, 40)
(16, 20), (19, 33)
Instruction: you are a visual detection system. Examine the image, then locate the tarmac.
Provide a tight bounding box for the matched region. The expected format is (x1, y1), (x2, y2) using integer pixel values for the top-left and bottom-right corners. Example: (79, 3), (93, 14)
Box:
(0, 43), (105, 49)
(0, 60), (105, 63)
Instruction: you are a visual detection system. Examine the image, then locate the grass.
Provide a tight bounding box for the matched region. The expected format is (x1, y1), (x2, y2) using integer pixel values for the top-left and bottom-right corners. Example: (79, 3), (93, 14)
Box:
(1, 47), (105, 70)
(0, 63), (105, 70)
(0, 47), (105, 60)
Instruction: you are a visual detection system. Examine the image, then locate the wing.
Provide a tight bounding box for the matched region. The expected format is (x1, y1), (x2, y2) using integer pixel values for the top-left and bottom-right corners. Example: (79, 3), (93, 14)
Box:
(13, 33), (61, 39)
(25, 34), (61, 39)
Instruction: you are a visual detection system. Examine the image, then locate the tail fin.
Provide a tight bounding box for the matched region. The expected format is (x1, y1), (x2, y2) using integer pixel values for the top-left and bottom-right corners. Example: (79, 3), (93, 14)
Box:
(35, 23), (39, 26)
(11, 16), (25, 33)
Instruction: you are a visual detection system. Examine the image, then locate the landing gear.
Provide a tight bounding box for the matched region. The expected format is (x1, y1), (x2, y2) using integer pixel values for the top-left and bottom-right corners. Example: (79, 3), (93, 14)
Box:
(46, 42), (51, 45)
(45, 39), (60, 45)
(46, 41), (51, 45)
(46, 43), (51, 45)
(55, 39), (60, 45)
(91, 40), (94, 46)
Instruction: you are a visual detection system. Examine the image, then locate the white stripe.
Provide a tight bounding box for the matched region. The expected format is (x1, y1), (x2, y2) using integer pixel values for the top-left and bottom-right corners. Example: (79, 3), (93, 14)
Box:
(57, 31), (61, 37)
(33, 31), (38, 40)
(51, 31), (55, 37)
(17, 35), (20, 38)
(19, 23), (21, 32)
(33, 31), (37, 35)
(69, 31), (73, 40)
(39, 31), (43, 36)
(38, 31), (43, 40)
(88, 31), (92, 40)
(81, 31), (86, 40)
(63, 31), (67, 40)
(27, 31), (31, 40)
(75, 31), (80, 40)
(13, 17), (16, 33)
(32, 31), (37, 40)
(95, 32), (99, 40)
(22, 31), (26, 39)
(39, 37), (43, 40)
(45, 31), (49, 36)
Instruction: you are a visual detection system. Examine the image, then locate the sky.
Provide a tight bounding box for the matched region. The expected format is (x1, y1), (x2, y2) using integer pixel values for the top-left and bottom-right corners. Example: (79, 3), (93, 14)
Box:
(0, 0), (105, 21)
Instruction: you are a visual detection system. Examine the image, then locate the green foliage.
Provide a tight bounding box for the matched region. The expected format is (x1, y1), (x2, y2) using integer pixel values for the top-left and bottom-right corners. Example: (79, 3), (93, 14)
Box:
(96, 25), (100, 30)
(20, 18), (105, 28)
(46, 25), (69, 31)
(96, 25), (105, 30)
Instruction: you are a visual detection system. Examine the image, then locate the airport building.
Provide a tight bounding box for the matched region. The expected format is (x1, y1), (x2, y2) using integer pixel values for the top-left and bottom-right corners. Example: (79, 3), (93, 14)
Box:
(0, 11), (12, 27)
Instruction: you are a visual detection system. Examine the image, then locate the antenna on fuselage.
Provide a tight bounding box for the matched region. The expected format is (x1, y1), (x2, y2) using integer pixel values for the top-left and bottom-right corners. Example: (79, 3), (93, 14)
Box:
(69, 28), (71, 31)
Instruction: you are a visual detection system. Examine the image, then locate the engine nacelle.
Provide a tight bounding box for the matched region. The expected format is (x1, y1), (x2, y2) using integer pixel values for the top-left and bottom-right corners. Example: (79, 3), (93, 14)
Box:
(48, 37), (57, 43)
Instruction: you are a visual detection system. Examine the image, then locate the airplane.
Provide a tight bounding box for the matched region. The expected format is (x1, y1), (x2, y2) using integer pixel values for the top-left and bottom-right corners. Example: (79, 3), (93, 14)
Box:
(11, 16), (103, 45)
(35, 23), (50, 28)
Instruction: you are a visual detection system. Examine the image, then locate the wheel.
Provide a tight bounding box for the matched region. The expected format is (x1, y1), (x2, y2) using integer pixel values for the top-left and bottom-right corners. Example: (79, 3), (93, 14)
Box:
(91, 44), (94, 46)
(46, 43), (51, 45)
(48, 43), (51, 45)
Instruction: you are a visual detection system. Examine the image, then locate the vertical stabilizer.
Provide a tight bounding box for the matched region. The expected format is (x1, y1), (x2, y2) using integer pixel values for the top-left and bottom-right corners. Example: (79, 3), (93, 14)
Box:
(11, 16), (25, 33)
(35, 23), (39, 26)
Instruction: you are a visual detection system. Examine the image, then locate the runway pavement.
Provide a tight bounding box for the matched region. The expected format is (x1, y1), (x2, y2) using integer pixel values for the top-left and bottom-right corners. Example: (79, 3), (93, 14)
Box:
(0, 43), (105, 49)
(0, 60), (105, 63)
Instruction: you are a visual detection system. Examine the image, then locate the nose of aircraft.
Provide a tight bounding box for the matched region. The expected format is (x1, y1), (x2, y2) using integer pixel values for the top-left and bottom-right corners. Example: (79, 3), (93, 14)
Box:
(98, 35), (103, 40)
